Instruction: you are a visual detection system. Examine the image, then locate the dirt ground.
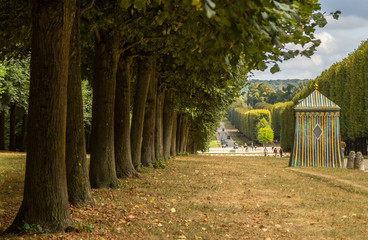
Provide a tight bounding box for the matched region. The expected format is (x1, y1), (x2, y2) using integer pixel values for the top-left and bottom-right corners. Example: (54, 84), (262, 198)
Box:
(1, 153), (368, 239)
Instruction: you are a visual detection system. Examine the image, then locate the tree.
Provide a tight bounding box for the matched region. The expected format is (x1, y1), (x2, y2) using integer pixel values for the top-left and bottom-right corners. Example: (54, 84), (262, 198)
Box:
(6, 0), (76, 233)
(66, 1), (94, 206)
(114, 54), (137, 178)
(258, 127), (274, 146)
(257, 118), (270, 130)
(141, 60), (157, 166)
(131, 57), (153, 170)
(89, 29), (120, 188)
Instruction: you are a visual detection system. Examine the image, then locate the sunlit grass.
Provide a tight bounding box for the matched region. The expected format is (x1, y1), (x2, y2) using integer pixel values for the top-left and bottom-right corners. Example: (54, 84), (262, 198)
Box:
(209, 135), (219, 148)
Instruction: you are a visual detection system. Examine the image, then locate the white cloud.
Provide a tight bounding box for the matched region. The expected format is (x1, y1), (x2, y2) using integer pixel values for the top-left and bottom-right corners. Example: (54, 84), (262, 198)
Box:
(324, 15), (368, 30)
(311, 54), (323, 66)
(315, 32), (336, 54)
(251, 5), (368, 81)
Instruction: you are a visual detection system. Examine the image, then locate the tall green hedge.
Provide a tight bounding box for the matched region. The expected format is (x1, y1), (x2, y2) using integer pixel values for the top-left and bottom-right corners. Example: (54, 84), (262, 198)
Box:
(288, 40), (368, 154)
(271, 102), (289, 140)
(279, 101), (294, 151)
(231, 108), (271, 142)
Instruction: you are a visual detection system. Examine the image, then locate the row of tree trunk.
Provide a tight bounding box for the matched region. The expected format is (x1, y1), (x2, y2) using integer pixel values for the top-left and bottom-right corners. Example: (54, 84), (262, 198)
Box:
(0, 106), (27, 151)
(6, 0), (193, 233)
(345, 138), (368, 156)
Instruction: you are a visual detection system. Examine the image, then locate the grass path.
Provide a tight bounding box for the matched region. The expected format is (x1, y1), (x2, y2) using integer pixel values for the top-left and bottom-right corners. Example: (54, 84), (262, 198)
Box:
(288, 168), (368, 193)
(1, 153), (368, 239)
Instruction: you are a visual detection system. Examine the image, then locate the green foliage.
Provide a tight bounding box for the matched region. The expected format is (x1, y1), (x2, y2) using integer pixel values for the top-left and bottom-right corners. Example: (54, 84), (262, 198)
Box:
(0, 0), (336, 158)
(0, 58), (30, 111)
(138, 164), (150, 173)
(246, 83), (275, 108)
(246, 79), (311, 93)
(18, 221), (50, 234)
(176, 152), (189, 156)
(257, 118), (269, 129)
(271, 102), (291, 140)
(153, 158), (168, 169)
(254, 102), (273, 110)
(244, 80), (311, 107)
(75, 220), (95, 233)
(280, 102), (295, 151)
(82, 80), (92, 133)
(258, 127), (274, 145)
(229, 108), (271, 142)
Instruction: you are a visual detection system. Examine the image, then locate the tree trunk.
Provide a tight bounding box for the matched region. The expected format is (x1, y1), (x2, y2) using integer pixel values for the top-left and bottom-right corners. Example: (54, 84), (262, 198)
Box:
(183, 119), (189, 153)
(20, 113), (27, 152)
(155, 88), (165, 160)
(85, 131), (90, 154)
(6, 0), (75, 233)
(89, 30), (120, 188)
(9, 104), (16, 151)
(114, 54), (137, 178)
(178, 116), (188, 153)
(170, 111), (177, 156)
(0, 111), (5, 150)
(66, 2), (94, 206)
(176, 113), (182, 153)
(131, 57), (152, 170)
(141, 61), (157, 167)
(163, 91), (174, 161)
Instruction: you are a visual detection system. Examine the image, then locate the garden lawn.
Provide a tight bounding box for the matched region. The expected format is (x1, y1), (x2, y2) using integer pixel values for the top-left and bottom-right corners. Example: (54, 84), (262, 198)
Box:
(1, 152), (368, 239)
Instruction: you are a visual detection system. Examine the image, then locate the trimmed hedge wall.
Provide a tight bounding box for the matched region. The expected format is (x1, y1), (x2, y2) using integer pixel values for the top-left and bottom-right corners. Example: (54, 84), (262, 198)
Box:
(231, 108), (271, 142)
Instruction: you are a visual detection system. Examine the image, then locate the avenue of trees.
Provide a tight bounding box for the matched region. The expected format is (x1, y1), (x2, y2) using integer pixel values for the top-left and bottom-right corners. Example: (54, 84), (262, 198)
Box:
(0, 0), (334, 234)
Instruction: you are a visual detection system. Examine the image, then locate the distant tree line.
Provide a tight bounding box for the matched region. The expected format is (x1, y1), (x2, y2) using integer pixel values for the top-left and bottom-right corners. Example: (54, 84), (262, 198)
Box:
(244, 80), (309, 109)
(246, 79), (310, 92)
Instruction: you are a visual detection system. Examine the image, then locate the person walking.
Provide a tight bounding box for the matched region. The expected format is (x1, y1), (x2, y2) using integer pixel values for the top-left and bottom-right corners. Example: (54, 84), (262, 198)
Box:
(274, 148), (277, 157)
(264, 147), (268, 157)
(279, 148), (283, 158)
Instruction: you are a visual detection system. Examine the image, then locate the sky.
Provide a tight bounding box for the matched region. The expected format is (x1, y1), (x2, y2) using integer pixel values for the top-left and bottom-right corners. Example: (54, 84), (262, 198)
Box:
(250, 0), (368, 80)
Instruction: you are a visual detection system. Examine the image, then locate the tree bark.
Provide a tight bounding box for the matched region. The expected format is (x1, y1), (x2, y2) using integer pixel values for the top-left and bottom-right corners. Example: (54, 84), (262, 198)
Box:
(0, 111), (5, 150)
(155, 88), (165, 160)
(89, 30), (120, 188)
(170, 111), (177, 156)
(9, 104), (16, 151)
(6, 0), (75, 233)
(163, 91), (174, 161)
(20, 113), (27, 152)
(177, 114), (184, 153)
(131, 57), (152, 169)
(183, 119), (189, 153)
(85, 131), (90, 154)
(178, 115), (188, 153)
(141, 61), (157, 167)
(66, 2), (94, 206)
(114, 54), (137, 178)
(176, 113), (182, 153)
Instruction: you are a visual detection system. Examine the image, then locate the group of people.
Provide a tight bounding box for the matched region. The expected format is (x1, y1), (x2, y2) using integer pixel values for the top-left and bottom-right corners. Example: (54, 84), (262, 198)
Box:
(264, 147), (283, 157)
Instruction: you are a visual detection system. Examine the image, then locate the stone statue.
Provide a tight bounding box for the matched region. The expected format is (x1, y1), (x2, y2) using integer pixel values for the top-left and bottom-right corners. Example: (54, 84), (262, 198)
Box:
(354, 151), (365, 171)
(347, 151), (355, 169)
